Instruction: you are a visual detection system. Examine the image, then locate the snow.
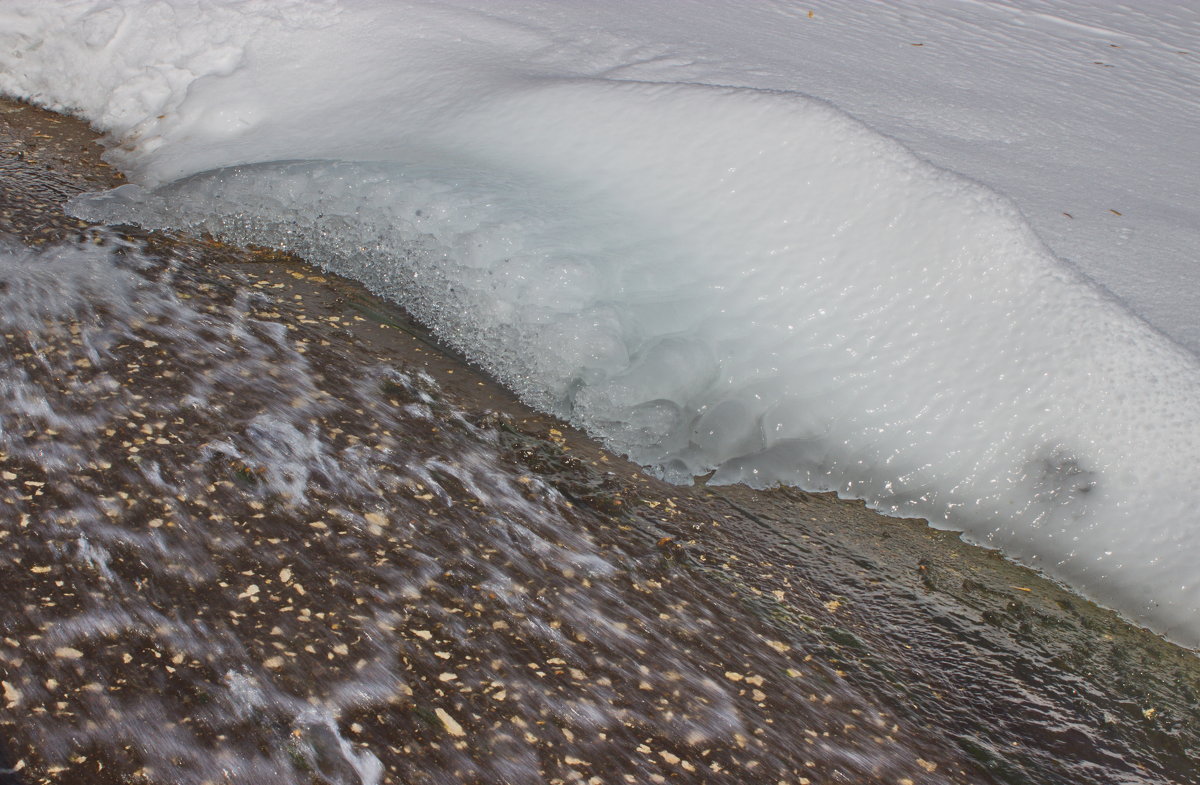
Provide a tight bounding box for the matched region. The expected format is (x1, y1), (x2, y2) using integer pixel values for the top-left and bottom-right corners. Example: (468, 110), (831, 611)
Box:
(1, 1), (1198, 647)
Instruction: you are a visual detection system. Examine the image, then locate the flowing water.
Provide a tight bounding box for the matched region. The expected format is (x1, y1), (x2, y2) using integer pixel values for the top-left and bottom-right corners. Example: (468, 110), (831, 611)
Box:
(1, 101), (1198, 785)
(0, 234), (973, 784)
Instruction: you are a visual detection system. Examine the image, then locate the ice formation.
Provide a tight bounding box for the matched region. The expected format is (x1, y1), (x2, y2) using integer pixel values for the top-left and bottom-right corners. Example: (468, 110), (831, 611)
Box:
(2, 0), (1198, 646)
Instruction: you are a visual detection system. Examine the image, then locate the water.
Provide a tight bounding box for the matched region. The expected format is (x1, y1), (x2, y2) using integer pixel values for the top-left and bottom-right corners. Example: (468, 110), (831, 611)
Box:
(2, 231), (1196, 784)
(0, 236), (965, 783)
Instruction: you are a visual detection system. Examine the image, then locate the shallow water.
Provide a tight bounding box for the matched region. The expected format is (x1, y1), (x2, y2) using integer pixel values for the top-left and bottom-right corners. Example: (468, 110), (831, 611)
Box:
(1, 232), (1197, 785)
(0, 236), (963, 783)
(4, 96), (1200, 783)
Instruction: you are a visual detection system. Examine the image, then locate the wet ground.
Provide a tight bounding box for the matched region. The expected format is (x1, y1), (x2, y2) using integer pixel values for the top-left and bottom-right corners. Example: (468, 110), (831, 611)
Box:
(1, 97), (1198, 784)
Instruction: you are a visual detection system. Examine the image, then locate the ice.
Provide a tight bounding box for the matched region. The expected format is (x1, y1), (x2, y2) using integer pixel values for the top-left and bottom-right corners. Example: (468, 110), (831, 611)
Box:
(2, 1), (1199, 646)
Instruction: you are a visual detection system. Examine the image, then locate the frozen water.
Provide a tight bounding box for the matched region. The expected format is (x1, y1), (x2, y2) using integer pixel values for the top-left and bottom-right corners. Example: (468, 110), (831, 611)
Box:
(2, 1), (1199, 646)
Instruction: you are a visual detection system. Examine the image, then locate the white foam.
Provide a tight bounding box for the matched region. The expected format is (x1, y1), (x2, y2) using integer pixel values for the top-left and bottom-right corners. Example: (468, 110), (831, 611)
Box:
(3, 1), (1199, 646)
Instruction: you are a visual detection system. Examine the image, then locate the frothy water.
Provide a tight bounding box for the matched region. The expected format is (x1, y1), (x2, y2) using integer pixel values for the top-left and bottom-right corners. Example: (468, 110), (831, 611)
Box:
(4, 237), (978, 783)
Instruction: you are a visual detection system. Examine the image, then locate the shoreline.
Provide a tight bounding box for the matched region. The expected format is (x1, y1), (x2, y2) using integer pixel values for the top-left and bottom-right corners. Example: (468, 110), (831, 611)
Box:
(2, 96), (1198, 784)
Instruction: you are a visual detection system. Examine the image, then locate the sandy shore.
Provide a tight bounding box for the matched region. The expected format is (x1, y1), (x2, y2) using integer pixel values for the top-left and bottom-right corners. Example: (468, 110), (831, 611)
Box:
(1, 97), (1197, 785)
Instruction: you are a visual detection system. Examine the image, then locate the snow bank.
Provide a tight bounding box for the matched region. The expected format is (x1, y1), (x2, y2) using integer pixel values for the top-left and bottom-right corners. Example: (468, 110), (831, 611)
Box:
(2, 0), (1198, 646)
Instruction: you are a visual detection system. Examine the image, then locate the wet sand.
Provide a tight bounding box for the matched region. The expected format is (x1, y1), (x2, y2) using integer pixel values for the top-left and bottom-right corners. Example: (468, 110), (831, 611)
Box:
(1, 97), (1198, 784)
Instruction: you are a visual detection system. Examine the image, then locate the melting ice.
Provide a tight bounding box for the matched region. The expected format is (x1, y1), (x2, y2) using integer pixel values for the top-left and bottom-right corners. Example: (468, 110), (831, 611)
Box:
(2, 0), (1198, 646)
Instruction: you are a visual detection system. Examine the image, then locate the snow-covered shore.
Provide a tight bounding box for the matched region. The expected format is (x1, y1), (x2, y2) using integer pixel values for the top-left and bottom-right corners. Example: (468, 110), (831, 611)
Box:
(3, 97), (1200, 784)
(2, 0), (1198, 646)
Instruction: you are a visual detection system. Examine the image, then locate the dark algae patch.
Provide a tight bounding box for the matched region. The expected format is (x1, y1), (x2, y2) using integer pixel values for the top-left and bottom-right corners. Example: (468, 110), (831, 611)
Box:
(1, 96), (1198, 784)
